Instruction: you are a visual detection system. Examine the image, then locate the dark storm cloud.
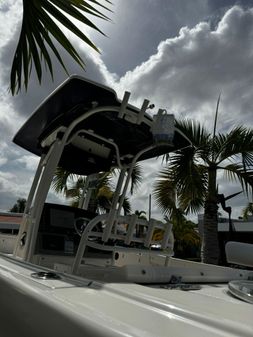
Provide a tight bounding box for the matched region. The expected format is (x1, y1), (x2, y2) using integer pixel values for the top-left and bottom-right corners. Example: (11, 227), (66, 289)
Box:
(208, 0), (253, 11)
(96, 0), (210, 75)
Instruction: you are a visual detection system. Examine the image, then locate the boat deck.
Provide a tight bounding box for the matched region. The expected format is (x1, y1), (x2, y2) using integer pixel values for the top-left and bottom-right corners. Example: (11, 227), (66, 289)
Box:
(0, 254), (252, 337)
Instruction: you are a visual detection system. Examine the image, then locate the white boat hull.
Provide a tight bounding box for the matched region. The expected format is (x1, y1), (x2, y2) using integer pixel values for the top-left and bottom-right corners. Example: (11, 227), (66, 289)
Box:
(0, 254), (252, 337)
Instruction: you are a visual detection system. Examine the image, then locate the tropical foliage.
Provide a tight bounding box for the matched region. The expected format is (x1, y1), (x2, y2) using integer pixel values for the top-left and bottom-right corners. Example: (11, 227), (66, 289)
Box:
(52, 164), (142, 214)
(241, 202), (253, 220)
(134, 210), (147, 237)
(154, 118), (253, 264)
(11, 0), (111, 94)
(9, 198), (27, 213)
(167, 214), (201, 259)
(134, 210), (147, 219)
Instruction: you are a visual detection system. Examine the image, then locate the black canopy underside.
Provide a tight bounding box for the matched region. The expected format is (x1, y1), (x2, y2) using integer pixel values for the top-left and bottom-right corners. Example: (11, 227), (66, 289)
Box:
(13, 76), (191, 175)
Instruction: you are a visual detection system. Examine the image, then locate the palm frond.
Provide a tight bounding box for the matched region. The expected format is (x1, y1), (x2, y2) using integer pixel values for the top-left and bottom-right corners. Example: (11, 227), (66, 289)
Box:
(97, 172), (113, 189)
(134, 210), (147, 219)
(223, 163), (253, 196)
(169, 151), (208, 212)
(129, 163), (143, 194)
(175, 119), (210, 148)
(154, 123), (208, 215)
(153, 171), (176, 216)
(65, 176), (85, 199)
(153, 180), (176, 215)
(96, 185), (113, 212)
(154, 155), (207, 216)
(52, 167), (79, 193)
(11, 0), (112, 94)
(212, 94), (221, 140)
(173, 119), (212, 163)
(175, 164), (207, 214)
(122, 197), (132, 215)
(96, 186), (132, 214)
(215, 126), (253, 165)
(241, 202), (253, 220)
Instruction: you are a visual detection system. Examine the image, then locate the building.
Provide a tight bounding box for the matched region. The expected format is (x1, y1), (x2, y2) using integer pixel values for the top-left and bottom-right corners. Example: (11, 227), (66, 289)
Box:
(198, 214), (253, 241)
(0, 212), (22, 253)
(0, 212), (23, 233)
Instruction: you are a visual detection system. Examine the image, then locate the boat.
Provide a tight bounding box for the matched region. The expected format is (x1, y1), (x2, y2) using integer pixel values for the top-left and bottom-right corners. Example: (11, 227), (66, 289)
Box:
(0, 76), (252, 337)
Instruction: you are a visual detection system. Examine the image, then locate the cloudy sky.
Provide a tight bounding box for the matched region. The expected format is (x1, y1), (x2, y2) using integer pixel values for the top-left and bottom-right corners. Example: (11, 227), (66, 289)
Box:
(1, 0), (253, 221)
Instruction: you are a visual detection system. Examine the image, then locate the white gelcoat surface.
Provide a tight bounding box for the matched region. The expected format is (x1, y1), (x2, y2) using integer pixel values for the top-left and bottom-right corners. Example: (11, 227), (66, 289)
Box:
(0, 255), (252, 337)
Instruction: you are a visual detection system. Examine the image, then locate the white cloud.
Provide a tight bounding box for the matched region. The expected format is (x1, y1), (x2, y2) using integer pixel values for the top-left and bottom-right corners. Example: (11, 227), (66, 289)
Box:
(115, 6), (253, 132)
(16, 155), (39, 171)
(0, 171), (14, 181)
(0, 158), (8, 167)
(0, 0), (22, 48)
(0, 170), (25, 199)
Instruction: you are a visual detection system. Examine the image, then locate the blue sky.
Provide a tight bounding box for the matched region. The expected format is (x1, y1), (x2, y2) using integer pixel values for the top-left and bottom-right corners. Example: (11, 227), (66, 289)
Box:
(0, 0), (253, 220)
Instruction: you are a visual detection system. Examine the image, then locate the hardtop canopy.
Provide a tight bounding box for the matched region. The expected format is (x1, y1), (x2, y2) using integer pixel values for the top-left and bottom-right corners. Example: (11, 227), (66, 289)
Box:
(13, 76), (191, 175)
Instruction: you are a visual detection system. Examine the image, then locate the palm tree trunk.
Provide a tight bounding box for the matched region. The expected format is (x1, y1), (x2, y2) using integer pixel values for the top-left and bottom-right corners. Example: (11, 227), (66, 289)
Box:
(202, 166), (220, 264)
(202, 200), (219, 264)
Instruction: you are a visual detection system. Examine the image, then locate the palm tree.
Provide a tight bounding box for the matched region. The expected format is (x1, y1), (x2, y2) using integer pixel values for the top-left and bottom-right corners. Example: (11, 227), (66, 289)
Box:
(52, 164), (142, 215)
(52, 168), (115, 213)
(134, 210), (147, 219)
(134, 210), (147, 237)
(65, 175), (132, 215)
(165, 214), (200, 259)
(242, 202), (253, 220)
(154, 118), (253, 264)
(11, 0), (111, 94)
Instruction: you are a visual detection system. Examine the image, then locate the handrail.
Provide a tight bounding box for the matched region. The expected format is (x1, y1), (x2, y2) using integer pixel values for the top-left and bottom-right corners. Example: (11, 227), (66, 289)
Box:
(72, 213), (174, 274)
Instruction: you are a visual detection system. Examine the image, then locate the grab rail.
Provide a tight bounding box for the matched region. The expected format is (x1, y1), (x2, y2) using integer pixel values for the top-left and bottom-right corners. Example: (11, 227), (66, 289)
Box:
(72, 213), (174, 274)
